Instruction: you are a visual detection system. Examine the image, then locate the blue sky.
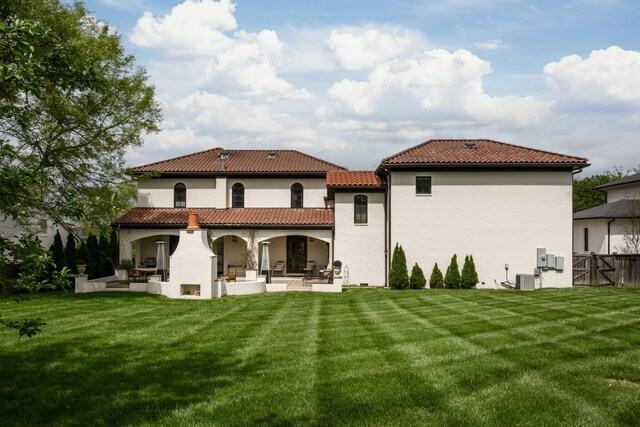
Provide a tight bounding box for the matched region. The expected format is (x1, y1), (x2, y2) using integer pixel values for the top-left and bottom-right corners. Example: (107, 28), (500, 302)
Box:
(80, 0), (640, 174)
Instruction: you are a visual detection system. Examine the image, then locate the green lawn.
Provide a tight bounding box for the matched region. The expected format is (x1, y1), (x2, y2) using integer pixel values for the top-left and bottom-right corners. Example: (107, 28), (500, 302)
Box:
(1, 288), (640, 426)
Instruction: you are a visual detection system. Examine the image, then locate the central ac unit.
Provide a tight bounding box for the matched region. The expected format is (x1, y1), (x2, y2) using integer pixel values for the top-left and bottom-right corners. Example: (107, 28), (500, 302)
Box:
(516, 274), (535, 291)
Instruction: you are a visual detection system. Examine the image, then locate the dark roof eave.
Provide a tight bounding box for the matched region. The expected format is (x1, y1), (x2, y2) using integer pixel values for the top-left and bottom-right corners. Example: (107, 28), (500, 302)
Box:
(378, 162), (589, 170)
(132, 171), (331, 177)
(114, 223), (333, 229)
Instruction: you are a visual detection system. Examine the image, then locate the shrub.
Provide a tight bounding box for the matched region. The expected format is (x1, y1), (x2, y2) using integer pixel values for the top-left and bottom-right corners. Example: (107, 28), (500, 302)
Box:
(49, 230), (65, 271)
(109, 229), (119, 269)
(461, 255), (479, 289)
(444, 254), (461, 289)
(77, 240), (89, 266)
(64, 232), (78, 274)
(409, 263), (426, 289)
(86, 233), (99, 279)
(99, 232), (113, 277)
(429, 263), (444, 288)
(388, 243), (409, 289)
(470, 255), (479, 285)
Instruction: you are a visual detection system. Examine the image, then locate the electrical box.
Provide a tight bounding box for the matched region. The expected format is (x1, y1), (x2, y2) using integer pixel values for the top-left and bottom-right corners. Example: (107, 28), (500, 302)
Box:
(546, 254), (556, 269)
(537, 248), (546, 268)
(555, 256), (564, 271)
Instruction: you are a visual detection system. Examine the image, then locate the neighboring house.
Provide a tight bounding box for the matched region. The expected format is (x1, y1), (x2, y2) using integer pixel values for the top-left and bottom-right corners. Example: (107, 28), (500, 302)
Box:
(573, 173), (640, 254)
(0, 215), (72, 249)
(114, 140), (588, 287)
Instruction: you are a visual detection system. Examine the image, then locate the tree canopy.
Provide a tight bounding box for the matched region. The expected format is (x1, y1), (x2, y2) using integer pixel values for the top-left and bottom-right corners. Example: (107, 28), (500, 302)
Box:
(0, 0), (161, 227)
(0, 0), (161, 336)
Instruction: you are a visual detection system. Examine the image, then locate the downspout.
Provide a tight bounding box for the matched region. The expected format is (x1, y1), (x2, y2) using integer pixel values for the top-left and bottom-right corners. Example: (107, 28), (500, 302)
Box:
(607, 218), (616, 254)
(384, 168), (391, 287)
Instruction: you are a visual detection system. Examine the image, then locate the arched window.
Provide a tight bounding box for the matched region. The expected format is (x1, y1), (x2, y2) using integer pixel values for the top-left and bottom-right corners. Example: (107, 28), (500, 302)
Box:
(232, 183), (244, 208)
(354, 195), (368, 224)
(174, 183), (186, 208)
(291, 183), (303, 208)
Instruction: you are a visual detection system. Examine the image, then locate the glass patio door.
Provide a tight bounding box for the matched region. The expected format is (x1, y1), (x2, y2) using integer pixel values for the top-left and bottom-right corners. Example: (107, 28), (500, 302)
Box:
(286, 236), (307, 274)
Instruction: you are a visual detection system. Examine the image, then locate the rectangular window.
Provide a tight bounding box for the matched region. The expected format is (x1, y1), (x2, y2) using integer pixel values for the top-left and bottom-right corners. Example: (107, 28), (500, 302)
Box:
(416, 176), (432, 195)
(583, 227), (589, 252)
(38, 219), (47, 234)
(354, 195), (368, 224)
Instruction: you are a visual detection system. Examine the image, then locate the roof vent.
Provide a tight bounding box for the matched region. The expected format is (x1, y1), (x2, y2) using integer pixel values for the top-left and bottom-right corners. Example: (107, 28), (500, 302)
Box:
(463, 141), (477, 150)
(219, 151), (230, 170)
(267, 151), (278, 159)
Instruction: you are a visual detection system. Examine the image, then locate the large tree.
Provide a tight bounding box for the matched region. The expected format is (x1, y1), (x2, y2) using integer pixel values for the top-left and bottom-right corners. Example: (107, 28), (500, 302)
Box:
(573, 169), (626, 213)
(0, 0), (161, 227)
(0, 0), (160, 336)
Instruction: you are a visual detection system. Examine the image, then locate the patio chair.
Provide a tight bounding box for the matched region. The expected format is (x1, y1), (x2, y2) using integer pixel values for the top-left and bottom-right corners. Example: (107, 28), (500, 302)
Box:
(272, 261), (285, 276)
(303, 261), (315, 279)
(221, 268), (237, 282)
(320, 267), (334, 284)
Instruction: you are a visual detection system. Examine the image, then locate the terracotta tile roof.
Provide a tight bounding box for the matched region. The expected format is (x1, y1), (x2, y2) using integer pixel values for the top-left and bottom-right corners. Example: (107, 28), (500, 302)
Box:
(114, 208), (334, 227)
(326, 171), (385, 187)
(133, 148), (346, 175)
(380, 139), (589, 168)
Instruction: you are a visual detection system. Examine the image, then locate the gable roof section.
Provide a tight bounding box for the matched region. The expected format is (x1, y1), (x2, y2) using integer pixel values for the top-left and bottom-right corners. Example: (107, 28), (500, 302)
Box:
(326, 171), (385, 188)
(574, 199), (638, 220)
(132, 148), (346, 176)
(114, 208), (334, 228)
(379, 139), (589, 170)
(596, 172), (640, 190)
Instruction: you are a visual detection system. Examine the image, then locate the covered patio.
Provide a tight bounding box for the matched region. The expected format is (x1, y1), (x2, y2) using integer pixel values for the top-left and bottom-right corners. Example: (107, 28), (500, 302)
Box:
(114, 207), (335, 281)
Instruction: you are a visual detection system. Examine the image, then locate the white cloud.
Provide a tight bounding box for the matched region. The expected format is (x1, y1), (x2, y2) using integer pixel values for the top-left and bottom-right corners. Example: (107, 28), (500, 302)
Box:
(129, 0), (237, 57)
(130, 1), (312, 100)
(474, 39), (510, 50)
(326, 26), (427, 70)
(328, 48), (550, 128)
(544, 46), (640, 105)
(174, 91), (294, 134)
(198, 29), (313, 100)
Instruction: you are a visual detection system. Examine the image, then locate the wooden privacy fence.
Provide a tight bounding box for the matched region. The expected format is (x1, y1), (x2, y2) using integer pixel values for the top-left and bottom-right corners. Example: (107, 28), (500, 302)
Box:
(573, 254), (640, 288)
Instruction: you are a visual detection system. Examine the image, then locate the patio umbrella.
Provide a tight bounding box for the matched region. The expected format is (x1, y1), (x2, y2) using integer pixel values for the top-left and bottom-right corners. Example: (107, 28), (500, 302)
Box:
(156, 239), (166, 281)
(261, 242), (271, 284)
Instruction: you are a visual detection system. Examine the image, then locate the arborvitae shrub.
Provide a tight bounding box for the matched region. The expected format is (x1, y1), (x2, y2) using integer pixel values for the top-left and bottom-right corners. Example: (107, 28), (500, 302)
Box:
(429, 263), (444, 288)
(64, 232), (78, 274)
(444, 254), (461, 289)
(461, 255), (473, 289)
(77, 240), (89, 264)
(469, 255), (479, 286)
(99, 232), (113, 277)
(49, 230), (65, 271)
(409, 263), (427, 289)
(86, 234), (100, 279)
(388, 243), (409, 289)
(461, 255), (480, 289)
(109, 229), (119, 269)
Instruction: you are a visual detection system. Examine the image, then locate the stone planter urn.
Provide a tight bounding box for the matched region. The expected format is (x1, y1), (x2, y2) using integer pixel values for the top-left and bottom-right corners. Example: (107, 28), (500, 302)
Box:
(332, 260), (342, 278)
(77, 262), (86, 275)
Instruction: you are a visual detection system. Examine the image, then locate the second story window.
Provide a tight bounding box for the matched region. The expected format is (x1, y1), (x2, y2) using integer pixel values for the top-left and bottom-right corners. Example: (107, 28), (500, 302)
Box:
(291, 183), (303, 208)
(174, 183), (186, 208)
(354, 195), (368, 224)
(232, 183), (244, 208)
(416, 176), (432, 195)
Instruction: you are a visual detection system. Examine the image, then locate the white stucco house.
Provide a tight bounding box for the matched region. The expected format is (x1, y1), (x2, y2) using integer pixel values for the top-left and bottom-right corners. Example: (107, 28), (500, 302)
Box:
(114, 139), (588, 288)
(0, 215), (73, 249)
(573, 173), (640, 255)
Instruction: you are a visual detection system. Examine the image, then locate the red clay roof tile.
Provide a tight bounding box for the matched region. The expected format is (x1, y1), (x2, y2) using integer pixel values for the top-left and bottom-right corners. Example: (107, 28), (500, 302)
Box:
(380, 139), (589, 168)
(133, 148), (346, 175)
(114, 208), (334, 227)
(326, 171), (385, 187)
